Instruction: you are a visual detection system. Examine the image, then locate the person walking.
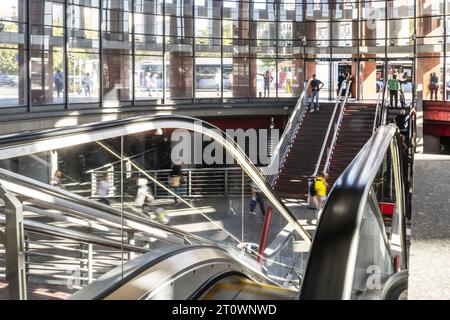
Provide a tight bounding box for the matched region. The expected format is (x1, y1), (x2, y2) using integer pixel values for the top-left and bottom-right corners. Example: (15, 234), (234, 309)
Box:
(215, 69), (221, 96)
(249, 181), (266, 216)
(82, 72), (92, 97)
(169, 161), (184, 205)
(134, 178), (155, 216)
(388, 74), (400, 108)
(97, 173), (111, 205)
(53, 70), (64, 98)
(309, 74), (324, 113)
(337, 72), (345, 96)
(314, 173), (328, 220)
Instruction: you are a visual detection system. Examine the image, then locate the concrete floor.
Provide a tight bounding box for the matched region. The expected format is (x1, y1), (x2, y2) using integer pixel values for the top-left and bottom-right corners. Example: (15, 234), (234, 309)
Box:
(408, 154), (450, 300)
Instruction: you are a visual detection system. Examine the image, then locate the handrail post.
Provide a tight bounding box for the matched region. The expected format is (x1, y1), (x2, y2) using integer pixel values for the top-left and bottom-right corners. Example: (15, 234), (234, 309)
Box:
(1, 184), (27, 300)
(224, 169), (228, 196)
(127, 231), (135, 261)
(188, 170), (192, 197)
(87, 243), (93, 284)
(257, 207), (272, 264)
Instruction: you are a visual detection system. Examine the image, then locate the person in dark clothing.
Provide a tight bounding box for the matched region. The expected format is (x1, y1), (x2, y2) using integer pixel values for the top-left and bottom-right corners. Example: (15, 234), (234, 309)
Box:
(309, 74), (324, 113)
(429, 72), (439, 100)
(53, 70), (64, 98)
(259, 70), (273, 97)
(169, 161), (184, 204)
(337, 72), (346, 95)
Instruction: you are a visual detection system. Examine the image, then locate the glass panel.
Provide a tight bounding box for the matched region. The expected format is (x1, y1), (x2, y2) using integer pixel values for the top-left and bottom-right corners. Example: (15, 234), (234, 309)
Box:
(253, 58), (276, 98)
(30, 49), (64, 105)
(351, 190), (394, 300)
(68, 51), (100, 102)
(135, 55), (163, 100)
(0, 0), (27, 107)
(165, 37), (193, 99)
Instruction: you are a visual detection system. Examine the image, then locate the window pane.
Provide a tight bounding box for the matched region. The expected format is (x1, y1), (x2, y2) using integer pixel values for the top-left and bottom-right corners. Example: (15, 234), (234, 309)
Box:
(30, 49), (64, 104)
(68, 52), (100, 102)
(135, 55), (163, 100)
(0, 0), (27, 107)
(0, 48), (27, 107)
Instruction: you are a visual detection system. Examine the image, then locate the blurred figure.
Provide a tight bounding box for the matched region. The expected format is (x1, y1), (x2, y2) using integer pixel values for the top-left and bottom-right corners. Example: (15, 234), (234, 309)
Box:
(134, 178), (155, 216)
(97, 174), (111, 205)
(337, 72), (345, 96)
(314, 173), (328, 219)
(249, 181), (266, 216)
(82, 72), (92, 97)
(51, 170), (63, 188)
(155, 207), (169, 225)
(169, 160), (184, 205)
(388, 74), (400, 108)
(258, 70), (273, 97)
(53, 70), (64, 98)
(215, 69), (221, 96)
(429, 72), (439, 100)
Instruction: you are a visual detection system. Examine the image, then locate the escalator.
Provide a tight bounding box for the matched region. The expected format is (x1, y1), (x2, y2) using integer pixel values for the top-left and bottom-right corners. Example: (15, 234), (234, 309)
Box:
(0, 114), (409, 300)
(70, 124), (408, 300)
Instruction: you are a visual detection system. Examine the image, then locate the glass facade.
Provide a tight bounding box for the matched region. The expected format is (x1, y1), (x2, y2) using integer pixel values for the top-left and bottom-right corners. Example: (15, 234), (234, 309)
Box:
(1, 0), (450, 109)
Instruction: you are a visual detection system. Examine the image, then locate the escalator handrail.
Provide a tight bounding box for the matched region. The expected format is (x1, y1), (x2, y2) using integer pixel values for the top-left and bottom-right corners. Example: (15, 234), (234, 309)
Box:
(372, 85), (385, 133)
(0, 114), (312, 244)
(322, 81), (352, 174)
(300, 124), (407, 300)
(312, 80), (348, 176)
(265, 80), (311, 184)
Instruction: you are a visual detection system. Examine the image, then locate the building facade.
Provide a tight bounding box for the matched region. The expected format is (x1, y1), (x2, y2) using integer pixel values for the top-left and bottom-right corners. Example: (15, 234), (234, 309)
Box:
(0, 0), (450, 154)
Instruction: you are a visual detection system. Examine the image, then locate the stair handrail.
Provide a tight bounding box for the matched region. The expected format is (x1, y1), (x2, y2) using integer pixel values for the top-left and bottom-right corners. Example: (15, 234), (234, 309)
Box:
(312, 80), (350, 177)
(321, 81), (352, 175)
(372, 85), (384, 133)
(265, 79), (311, 185)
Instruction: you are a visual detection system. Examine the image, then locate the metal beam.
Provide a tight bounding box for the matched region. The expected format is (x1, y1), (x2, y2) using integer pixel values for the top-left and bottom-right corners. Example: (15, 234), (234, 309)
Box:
(0, 184), (27, 300)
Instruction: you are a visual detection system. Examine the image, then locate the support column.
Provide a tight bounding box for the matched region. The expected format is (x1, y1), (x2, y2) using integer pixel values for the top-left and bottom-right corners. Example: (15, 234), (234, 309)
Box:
(103, 3), (131, 102)
(169, 0), (194, 99)
(1, 185), (27, 300)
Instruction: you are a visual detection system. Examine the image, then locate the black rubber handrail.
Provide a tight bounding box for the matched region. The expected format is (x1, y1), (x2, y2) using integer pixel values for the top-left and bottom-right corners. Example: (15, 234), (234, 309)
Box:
(300, 124), (407, 300)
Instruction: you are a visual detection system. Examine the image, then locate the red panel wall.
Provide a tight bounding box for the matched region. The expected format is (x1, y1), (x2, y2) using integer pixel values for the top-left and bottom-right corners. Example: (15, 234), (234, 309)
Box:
(423, 101), (450, 137)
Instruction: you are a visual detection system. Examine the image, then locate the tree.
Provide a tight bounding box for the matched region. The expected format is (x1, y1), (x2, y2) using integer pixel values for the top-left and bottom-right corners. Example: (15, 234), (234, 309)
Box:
(0, 48), (18, 75)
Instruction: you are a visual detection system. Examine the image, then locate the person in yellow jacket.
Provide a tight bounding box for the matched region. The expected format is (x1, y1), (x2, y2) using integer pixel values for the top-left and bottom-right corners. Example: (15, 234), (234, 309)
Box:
(314, 173), (328, 210)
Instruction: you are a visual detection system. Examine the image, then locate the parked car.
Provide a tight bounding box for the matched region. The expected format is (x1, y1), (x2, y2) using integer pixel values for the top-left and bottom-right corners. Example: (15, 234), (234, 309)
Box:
(0, 74), (17, 86)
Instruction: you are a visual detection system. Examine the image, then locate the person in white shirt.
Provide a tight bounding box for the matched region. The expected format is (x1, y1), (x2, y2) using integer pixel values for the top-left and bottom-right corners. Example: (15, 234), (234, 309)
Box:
(97, 174), (111, 205)
(134, 178), (154, 215)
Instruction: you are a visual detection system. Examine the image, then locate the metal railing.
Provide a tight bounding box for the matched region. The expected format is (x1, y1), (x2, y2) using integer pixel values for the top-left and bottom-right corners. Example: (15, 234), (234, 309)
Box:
(88, 167), (252, 199)
(321, 81), (352, 175)
(373, 85), (385, 133)
(265, 80), (311, 186)
(312, 80), (351, 177)
(300, 125), (408, 300)
(0, 167), (221, 298)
